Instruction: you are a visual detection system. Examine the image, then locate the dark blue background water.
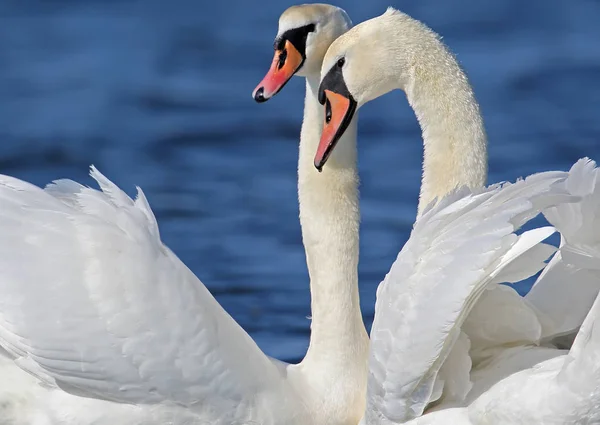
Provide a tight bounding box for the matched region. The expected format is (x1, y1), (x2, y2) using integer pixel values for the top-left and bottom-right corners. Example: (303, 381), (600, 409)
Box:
(0, 0), (598, 362)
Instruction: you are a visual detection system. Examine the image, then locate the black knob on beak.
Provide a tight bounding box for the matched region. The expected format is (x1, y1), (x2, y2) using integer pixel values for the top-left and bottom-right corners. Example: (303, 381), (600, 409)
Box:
(318, 85), (326, 105)
(254, 87), (267, 103)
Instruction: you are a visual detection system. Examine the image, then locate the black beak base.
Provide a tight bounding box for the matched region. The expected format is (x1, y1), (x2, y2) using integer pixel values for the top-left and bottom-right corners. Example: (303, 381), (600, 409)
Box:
(318, 61), (352, 105)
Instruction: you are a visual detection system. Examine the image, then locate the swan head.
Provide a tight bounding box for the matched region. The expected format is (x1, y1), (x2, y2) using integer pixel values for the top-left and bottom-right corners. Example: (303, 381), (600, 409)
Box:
(252, 4), (352, 102)
(314, 8), (434, 169)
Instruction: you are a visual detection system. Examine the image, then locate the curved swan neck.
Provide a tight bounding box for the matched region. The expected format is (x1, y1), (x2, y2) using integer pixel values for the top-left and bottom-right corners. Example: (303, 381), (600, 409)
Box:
(298, 75), (367, 375)
(406, 53), (488, 216)
(345, 11), (488, 216)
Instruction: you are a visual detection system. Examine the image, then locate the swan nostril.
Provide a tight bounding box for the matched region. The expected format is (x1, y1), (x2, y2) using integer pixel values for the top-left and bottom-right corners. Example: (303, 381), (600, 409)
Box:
(277, 49), (288, 70)
(325, 98), (332, 123)
(254, 87), (267, 103)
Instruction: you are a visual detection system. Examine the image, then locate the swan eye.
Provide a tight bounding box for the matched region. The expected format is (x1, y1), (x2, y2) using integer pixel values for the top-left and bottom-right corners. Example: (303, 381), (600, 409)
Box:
(325, 98), (332, 123)
(337, 57), (345, 68)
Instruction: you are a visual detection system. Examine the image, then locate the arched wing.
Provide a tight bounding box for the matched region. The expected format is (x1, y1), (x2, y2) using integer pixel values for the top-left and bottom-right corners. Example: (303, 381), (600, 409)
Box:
(0, 167), (283, 410)
(364, 170), (571, 424)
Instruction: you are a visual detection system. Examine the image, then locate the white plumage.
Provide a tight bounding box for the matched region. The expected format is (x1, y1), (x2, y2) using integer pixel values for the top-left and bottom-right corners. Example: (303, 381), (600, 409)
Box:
(364, 159), (600, 424)
(1, 4), (599, 424)
(0, 167), (308, 424)
(0, 159), (597, 424)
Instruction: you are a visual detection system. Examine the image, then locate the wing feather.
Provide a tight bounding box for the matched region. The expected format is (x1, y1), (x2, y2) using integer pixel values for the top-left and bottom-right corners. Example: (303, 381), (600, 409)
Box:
(0, 167), (282, 409)
(364, 170), (572, 425)
(527, 158), (600, 341)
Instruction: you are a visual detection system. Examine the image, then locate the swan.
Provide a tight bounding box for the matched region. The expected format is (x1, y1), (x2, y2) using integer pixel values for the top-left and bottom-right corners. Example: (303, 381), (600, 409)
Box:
(0, 5), (370, 425)
(311, 6), (600, 418)
(0, 165), (369, 425)
(254, 2), (600, 410)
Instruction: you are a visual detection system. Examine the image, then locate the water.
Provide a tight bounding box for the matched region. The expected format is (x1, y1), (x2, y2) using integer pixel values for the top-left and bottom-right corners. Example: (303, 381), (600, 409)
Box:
(0, 0), (598, 362)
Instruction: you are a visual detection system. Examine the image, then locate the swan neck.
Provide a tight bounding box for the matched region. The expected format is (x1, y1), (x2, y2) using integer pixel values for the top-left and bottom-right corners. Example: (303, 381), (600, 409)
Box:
(405, 51), (488, 216)
(298, 75), (367, 367)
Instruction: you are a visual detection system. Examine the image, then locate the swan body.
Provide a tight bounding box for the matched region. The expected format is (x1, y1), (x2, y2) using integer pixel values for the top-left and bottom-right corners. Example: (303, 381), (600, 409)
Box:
(362, 159), (600, 425)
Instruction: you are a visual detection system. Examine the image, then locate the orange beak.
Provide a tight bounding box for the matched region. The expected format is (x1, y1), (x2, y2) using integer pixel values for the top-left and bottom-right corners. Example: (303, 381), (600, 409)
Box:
(253, 40), (304, 102)
(314, 90), (357, 171)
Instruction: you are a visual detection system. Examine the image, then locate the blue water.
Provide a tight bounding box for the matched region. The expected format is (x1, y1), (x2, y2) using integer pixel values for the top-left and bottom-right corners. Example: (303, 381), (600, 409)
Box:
(0, 0), (598, 362)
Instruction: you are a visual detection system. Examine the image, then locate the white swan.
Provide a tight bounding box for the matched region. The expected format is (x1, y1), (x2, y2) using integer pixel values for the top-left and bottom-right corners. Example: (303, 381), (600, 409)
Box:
(0, 6), (370, 425)
(313, 7), (600, 421)
(0, 165), (368, 425)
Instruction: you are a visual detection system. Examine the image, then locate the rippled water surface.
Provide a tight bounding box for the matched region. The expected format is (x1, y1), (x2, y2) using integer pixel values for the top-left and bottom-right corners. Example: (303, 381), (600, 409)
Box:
(0, 0), (598, 361)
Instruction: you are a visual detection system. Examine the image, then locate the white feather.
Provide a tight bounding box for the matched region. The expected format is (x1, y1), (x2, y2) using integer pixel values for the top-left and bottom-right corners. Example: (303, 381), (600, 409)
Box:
(0, 167), (309, 424)
(527, 158), (600, 341)
(364, 170), (571, 424)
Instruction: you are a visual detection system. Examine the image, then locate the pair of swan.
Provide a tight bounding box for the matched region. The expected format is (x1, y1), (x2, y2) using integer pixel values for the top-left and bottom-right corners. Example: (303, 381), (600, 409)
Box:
(253, 4), (600, 423)
(0, 5), (598, 425)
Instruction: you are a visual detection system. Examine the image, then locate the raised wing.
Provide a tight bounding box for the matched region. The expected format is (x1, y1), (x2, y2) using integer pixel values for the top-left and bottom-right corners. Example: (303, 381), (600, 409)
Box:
(364, 169), (573, 425)
(466, 166), (600, 423)
(526, 158), (600, 342)
(0, 167), (283, 410)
